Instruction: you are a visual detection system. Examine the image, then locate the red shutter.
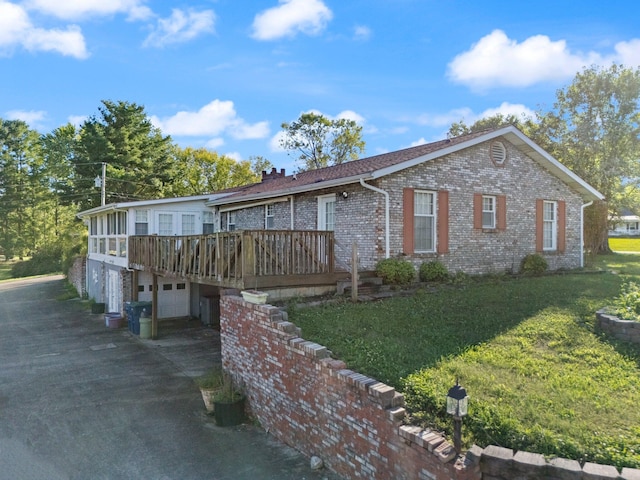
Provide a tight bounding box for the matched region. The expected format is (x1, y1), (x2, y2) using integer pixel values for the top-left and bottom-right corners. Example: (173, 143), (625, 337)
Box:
(497, 195), (507, 231)
(473, 193), (483, 229)
(558, 200), (566, 253)
(535, 199), (544, 252)
(437, 190), (449, 254)
(403, 188), (414, 254)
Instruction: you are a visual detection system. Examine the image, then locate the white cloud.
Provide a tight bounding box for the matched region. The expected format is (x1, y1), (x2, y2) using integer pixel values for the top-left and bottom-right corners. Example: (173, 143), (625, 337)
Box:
(615, 39), (640, 67)
(143, 8), (215, 48)
(269, 130), (287, 152)
(24, 0), (152, 21)
(353, 25), (371, 41)
(479, 102), (535, 120)
(410, 137), (428, 147)
(205, 138), (224, 149)
(151, 100), (270, 140)
(448, 29), (605, 90)
(68, 115), (87, 127)
(224, 151), (242, 162)
(6, 109), (46, 126)
(335, 110), (365, 124)
(251, 0), (332, 41)
(0, 1), (88, 58)
(415, 108), (474, 128)
(412, 103), (534, 130)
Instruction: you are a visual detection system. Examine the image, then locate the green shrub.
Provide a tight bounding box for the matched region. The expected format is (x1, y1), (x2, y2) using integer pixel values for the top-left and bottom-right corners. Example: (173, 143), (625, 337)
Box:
(11, 245), (63, 278)
(419, 261), (449, 282)
(611, 281), (640, 321)
(520, 253), (548, 275)
(375, 258), (415, 285)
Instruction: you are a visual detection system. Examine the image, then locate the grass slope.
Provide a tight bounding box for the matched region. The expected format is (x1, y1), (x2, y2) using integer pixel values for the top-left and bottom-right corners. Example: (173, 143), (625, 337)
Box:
(290, 254), (640, 468)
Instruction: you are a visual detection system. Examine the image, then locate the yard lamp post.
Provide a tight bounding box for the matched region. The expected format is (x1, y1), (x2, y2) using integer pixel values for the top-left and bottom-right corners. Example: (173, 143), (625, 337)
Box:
(446, 379), (468, 453)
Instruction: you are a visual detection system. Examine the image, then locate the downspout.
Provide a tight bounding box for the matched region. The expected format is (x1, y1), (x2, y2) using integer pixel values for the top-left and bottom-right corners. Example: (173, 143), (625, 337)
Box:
(581, 200), (593, 268)
(359, 178), (390, 258)
(290, 196), (294, 229)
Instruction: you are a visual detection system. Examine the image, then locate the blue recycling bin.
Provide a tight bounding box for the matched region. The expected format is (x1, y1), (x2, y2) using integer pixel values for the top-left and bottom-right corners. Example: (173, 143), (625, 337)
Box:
(124, 301), (152, 335)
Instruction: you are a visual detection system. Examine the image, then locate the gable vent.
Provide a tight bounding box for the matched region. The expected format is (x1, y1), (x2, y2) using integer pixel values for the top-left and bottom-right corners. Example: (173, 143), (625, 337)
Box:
(490, 141), (507, 166)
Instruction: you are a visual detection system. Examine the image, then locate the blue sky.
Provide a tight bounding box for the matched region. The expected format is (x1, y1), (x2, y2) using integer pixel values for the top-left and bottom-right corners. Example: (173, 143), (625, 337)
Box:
(2, 0), (639, 173)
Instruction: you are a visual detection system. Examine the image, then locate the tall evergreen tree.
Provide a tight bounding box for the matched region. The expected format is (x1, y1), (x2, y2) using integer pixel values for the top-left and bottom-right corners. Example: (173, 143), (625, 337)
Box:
(74, 100), (176, 208)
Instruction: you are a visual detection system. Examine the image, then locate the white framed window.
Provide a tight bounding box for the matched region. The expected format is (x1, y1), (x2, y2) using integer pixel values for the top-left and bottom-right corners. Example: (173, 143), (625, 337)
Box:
(90, 217), (98, 236)
(135, 209), (148, 235)
(317, 194), (336, 231)
(482, 196), (496, 229)
(543, 201), (557, 251)
(227, 211), (236, 231)
(265, 204), (275, 229)
(414, 190), (436, 252)
(181, 214), (196, 235)
(202, 211), (214, 234)
(158, 213), (173, 236)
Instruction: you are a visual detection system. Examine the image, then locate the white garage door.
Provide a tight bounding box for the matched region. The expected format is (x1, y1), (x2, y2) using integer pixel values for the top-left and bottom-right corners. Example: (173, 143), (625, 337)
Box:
(138, 273), (190, 319)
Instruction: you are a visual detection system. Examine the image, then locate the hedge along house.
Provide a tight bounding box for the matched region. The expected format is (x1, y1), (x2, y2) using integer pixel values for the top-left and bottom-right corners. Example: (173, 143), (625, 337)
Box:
(77, 194), (231, 321)
(205, 126), (603, 277)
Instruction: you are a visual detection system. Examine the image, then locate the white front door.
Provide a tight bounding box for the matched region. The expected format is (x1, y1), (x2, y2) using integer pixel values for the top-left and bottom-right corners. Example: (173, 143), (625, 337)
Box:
(317, 194), (336, 231)
(107, 269), (121, 313)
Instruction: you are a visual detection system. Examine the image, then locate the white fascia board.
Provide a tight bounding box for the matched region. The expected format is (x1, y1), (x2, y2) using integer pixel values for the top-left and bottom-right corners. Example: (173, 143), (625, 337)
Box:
(205, 174), (370, 207)
(77, 193), (231, 219)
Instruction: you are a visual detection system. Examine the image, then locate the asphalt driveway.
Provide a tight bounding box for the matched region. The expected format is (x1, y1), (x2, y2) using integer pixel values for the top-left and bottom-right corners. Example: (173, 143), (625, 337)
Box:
(0, 276), (338, 480)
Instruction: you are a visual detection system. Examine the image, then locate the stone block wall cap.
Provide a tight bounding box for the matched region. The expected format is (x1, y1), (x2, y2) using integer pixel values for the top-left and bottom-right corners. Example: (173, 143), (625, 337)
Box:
(582, 461), (620, 478)
(465, 445), (483, 466)
(548, 456), (581, 472)
(482, 445), (514, 460)
(513, 450), (546, 467)
(621, 467), (640, 480)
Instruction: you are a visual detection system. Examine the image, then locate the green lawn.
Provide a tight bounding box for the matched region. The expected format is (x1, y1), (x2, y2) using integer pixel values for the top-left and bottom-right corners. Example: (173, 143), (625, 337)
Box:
(289, 253), (640, 469)
(609, 237), (640, 252)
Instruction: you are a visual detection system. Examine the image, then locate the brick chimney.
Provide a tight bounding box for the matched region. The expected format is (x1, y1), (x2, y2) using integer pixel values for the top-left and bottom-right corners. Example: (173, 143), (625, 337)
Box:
(261, 167), (286, 182)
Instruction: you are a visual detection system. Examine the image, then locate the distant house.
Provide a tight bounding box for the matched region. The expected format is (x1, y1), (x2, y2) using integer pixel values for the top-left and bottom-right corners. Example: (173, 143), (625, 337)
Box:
(609, 209), (640, 236)
(77, 126), (603, 326)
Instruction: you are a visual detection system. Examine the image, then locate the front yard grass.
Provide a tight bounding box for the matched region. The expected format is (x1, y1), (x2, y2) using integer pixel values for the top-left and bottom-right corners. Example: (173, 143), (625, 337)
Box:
(289, 253), (640, 469)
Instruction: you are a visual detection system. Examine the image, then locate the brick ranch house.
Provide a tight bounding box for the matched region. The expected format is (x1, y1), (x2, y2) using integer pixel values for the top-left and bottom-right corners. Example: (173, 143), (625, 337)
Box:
(76, 126), (602, 325)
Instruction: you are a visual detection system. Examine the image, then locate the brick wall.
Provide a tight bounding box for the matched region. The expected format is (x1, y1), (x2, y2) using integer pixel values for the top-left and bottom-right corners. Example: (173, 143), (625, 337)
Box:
(220, 294), (480, 480)
(225, 138), (587, 276)
(67, 256), (86, 298)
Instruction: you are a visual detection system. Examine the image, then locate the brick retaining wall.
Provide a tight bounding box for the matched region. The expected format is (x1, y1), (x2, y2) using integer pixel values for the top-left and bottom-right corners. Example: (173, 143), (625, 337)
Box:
(68, 256), (86, 298)
(220, 294), (478, 480)
(220, 295), (640, 480)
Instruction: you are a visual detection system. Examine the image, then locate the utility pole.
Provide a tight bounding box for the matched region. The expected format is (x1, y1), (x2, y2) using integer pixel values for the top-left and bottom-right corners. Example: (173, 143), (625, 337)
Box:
(101, 162), (106, 206)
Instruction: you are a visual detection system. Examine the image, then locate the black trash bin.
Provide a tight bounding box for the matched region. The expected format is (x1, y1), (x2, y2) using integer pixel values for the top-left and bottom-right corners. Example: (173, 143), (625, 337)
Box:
(124, 301), (152, 335)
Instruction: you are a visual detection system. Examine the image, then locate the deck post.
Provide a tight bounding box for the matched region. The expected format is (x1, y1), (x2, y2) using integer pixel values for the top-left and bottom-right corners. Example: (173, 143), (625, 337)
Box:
(351, 241), (358, 302)
(152, 273), (158, 339)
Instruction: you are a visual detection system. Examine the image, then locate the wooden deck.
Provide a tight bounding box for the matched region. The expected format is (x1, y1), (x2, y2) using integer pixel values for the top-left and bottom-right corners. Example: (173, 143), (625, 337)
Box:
(128, 230), (341, 289)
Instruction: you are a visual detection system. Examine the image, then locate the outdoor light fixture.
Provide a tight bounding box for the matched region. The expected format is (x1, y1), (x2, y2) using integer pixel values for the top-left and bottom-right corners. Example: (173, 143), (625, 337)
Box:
(446, 379), (468, 453)
(341, 191), (348, 199)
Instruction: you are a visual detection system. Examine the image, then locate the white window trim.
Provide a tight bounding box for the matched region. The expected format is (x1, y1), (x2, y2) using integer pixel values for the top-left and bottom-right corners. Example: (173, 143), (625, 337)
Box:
(482, 195), (496, 229)
(227, 211), (236, 231)
(543, 200), (557, 251)
(414, 190), (437, 253)
(265, 204), (275, 229)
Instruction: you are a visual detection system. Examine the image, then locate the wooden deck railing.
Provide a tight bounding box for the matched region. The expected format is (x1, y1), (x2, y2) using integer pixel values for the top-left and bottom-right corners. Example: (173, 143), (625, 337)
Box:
(128, 230), (335, 288)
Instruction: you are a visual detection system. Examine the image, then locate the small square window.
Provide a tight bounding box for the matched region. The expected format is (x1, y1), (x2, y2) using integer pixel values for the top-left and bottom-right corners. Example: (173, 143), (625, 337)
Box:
(163, 284), (173, 291)
(177, 283), (186, 290)
(137, 285), (144, 292)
